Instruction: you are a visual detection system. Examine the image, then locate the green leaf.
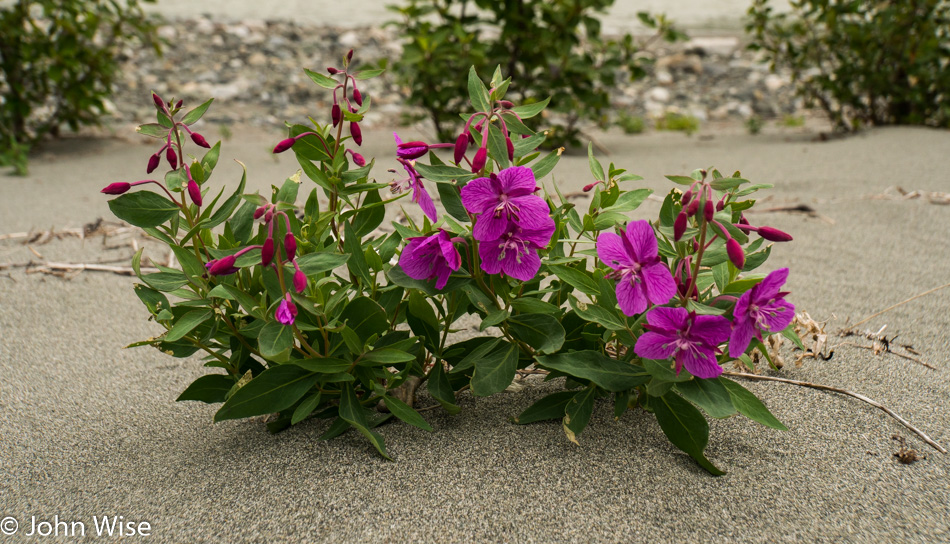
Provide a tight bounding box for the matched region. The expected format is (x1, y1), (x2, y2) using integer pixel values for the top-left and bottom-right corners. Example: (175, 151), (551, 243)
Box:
(642, 358), (693, 382)
(344, 220), (372, 286)
(665, 175), (695, 185)
(291, 358), (352, 373)
(340, 296), (389, 341)
(708, 177), (749, 191)
(487, 124), (510, 169)
(653, 391), (725, 475)
(437, 183), (469, 222)
(136, 123), (166, 138)
(587, 142), (605, 182)
(510, 298), (560, 315)
(563, 384), (598, 444)
(531, 148), (561, 179)
(176, 374), (233, 403)
(383, 395), (432, 431)
(361, 349), (416, 364)
(201, 141), (221, 172)
(510, 96), (550, 119)
(141, 271), (189, 292)
(338, 383), (391, 459)
(133, 283), (169, 315)
(536, 351), (649, 392)
(602, 188), (653, 213)
(569, 297), (624, 331)
(507, 313), (565, 354)
(548, 265), (599, 295)
(292, 392), (322, 424)
(206, 162), (246, 228)
(471, 341), (519, 396)
(428, 361), (460, 414)
(512, 391), (575, 424)
(413, 162), (477, 184)
(352, 189), (385, 236)
(258, 321), (295, 358)
(303, 68), (338, 89)
(354, 68), (385, 80)
(182, 98), (214, 125)
(296, 252), (350, 276)
(170, 244), (206, 281)
(467, 66), (491, 113)
(721, 378), (788, 430)
(675, 378), (738, 419)
(108, 192), (179, 228)
(165, 309), (212, 342)
(479, 309), (509, 331)
(214, 364), (320, 422)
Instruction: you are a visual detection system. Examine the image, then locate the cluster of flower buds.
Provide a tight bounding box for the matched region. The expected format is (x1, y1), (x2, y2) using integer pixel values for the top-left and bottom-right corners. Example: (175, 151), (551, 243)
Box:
(672, 175), (792, 271)
(147, 93), (211, 174)
(330, 50), (364, 146)
(453, 98), (521, 173)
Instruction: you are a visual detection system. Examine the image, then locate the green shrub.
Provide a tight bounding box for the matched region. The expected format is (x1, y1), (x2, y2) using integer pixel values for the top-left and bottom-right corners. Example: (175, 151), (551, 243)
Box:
(655, 111), (699, 135)
(617, 111), (646, 134)
(0, 0), (161, 173)
(747, 0), (950, 132)
(388, 1), (684, 148)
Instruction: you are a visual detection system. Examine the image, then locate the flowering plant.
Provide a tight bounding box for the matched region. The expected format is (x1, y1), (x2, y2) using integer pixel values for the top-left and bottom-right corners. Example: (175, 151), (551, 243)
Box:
(103, 52), (801, 474)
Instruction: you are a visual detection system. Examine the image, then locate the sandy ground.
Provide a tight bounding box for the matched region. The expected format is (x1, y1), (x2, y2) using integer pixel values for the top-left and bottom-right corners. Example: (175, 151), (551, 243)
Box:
(1, 122), (949, 542)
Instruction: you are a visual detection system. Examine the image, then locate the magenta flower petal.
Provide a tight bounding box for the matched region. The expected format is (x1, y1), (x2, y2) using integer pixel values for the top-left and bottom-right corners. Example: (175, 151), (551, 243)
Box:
(596, 233), (627, 271)
(677, 345), (722, 379)
(640, 263), (677, 306)
(729, 268), (795, 358)
(412, 181), (438, 222)
(275, 299), (297, 325)
(477, 223), (549, 281)
(728, 321), (756, 357)
(509, 195), (551, 230)
(616, 277), (648, 316)
(758, 267), (790, 296)
(398, 230), (461, 289)
(497, 166), (537, 195)
(635, 307), (730, 378)
(624, 220), (657, 262)
(634, 331), (678, 360)
(473, 212), (511, 242)
(692, 314), (732, 344)
(646, 306), (689, 331)
(460, 177), (499, 215)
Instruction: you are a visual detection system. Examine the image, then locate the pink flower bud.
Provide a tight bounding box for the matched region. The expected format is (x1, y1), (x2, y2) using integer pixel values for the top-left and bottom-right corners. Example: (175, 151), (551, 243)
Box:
(353, 88), (363, 106)
(350, 122), (362, 146)
(187, 179), (202, 207)
(293, 269), (307, 293)
(739, 214), (750, 226)
(275, 298), (298, 325)
(453, 133), (468, 165)
(499, 100), (514, 108)
(175, 99), (183, 109)
(726, 238), (745, 269)
(703, 200), (714, 222)
(253, 206), (266, 219)
(327, 67), (340, 74)
(273, 138), (296, 153)
(686, 199), (699, 217)
(681, 189), (693, 207)
(347, 149), (366, 166)
(261, 237), (275, 267)
(101, 182), (131, 195)
(208, 255), (237, 276)
(346, 49), (354, 62)
(284, 233), (297, 261)
(264, 210), (273, 223)
(152, 92), (165, 110)
(506, 136), (514, 161)
(674, 211), (688, 241)
(397, 141), (429, 160)
(471, 147), (487, 173)
(582, 182), (598, 192)
(166, 147), (178, 170)
(757, 226), (793, 242)
(716, 197), (725, 212)
(331, 104), (341, 127)
(146, 153), (160, 174)
(191, 132), (211, 148)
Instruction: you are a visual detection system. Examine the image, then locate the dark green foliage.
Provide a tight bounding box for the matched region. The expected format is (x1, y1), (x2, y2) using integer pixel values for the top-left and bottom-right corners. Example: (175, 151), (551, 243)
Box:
(747, 0), (950, 132)
(0, 0), (160, 173)
(388, 0), (685, 147)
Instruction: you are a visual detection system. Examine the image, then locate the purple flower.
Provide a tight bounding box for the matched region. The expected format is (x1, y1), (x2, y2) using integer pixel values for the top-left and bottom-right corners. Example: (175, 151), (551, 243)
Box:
(635, 307), (732, 379)
(729, 268), (795, 357)
(275, 296), (298, 326)
(398, 229), (461, 290)
(391, 159), (437, 222)
(478, 222), (554, 282)
(394, 133), (429, 160)
(460, 166), (552, 242)
(597, 220), (676, 316)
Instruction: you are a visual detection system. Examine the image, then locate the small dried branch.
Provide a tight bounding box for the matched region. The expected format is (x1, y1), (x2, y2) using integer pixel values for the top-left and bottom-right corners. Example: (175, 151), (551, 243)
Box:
(723, 371), (946, 454)
(2, 260), (158, 276)
(849, 282), (950, 330)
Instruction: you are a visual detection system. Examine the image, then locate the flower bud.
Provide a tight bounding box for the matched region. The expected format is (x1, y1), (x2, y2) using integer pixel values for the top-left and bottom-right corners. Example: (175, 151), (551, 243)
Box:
(716, 197), (725, 212)
(146, 153), (160, 174)
(327, 66), (340, 74)
(686, 199), (699, 217)
(471, 147), (487, 173)
(681, 189), (693, 207)
(273, 137), (296, 154)
(350, 122), (362, 146)
(726, 238), (745, 269)
(275, 298), (298, 325)
(397, 141), (429, 160)
(187, 179), (202, 207)
(346, 49), (354, 62)
(348, 150), (366, 167)
(293, 269), (307, 293)
(674, 211), (688, 241)
(353, 88), (363, 106)
(191, 132), (211, 148)
(499, 100), (514, 108)
(166, 147), (178, 170)
(284, 233), (297, 261)
(453, 133), (469, 165)
(208, 255), (237, 276)
(175, 99), (183, 109)
(331, 104), (341, 127)
(704, 199), (714, 222)
(506, 136), (514, 161)
(582, 182), (598, 192)
(264, 210), (273, 223)
(261, 237), (275, 267)
(757, 226), (793, 242)
(152, 92), (165, 110)
(253, 206), (266, 219)
(739, 214), (750, 226)
(101, 182), (131, 195)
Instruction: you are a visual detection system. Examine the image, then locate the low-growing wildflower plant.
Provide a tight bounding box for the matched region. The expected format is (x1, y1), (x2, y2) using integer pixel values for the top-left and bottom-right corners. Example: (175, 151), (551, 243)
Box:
(102, 53), (801, 474)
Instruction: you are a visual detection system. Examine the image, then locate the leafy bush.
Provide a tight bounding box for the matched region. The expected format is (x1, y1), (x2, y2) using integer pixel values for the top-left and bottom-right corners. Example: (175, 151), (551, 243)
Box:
(388, 0), (684, 148)
(747, 0), (950, 132)
(0, 0), (160, 173)
(656, 111), (700, 135)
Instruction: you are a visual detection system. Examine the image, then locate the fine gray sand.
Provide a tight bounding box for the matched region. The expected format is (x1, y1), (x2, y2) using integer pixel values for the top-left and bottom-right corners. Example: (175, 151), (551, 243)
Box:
(1, 124), (949, 542)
